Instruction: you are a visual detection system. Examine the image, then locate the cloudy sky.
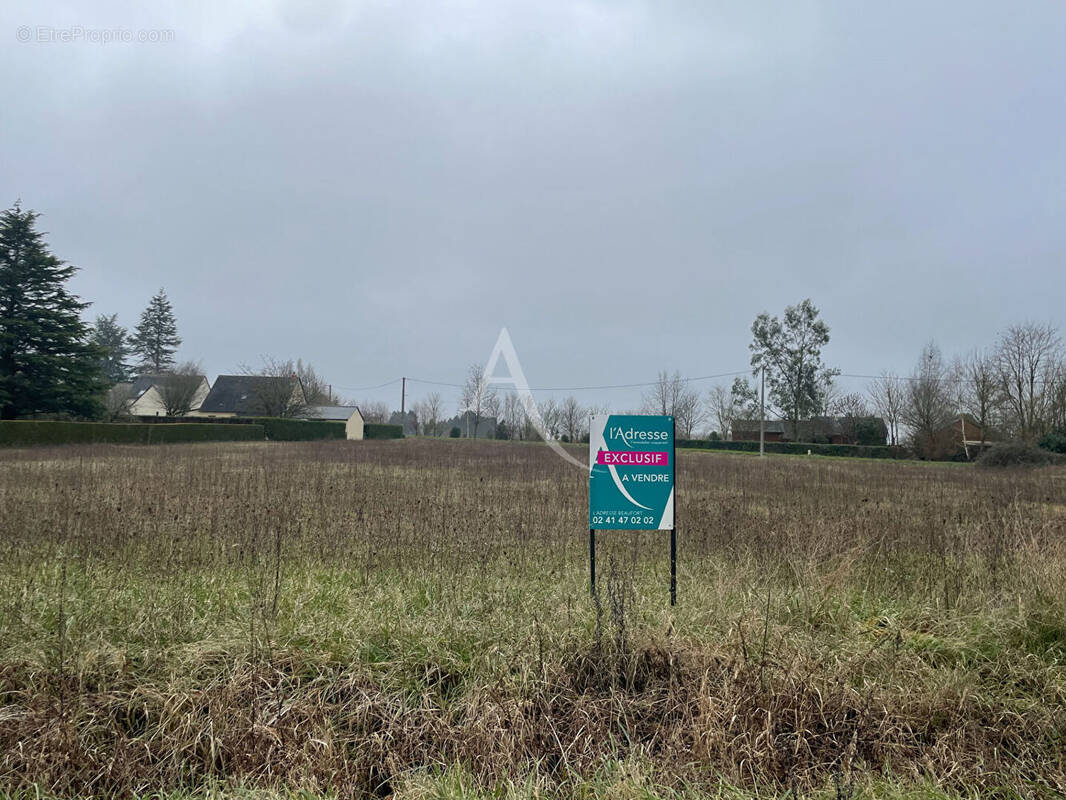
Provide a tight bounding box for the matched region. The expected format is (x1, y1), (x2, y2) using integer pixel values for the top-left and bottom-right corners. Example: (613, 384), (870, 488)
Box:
(3, 1), (1064, 412)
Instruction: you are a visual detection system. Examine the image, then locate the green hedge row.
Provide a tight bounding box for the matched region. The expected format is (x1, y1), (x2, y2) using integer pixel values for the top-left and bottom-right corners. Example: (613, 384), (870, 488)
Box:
(364, 423), (404, 439)
(256, 417), (346, 441)
(676, 438), (910, 459)
(0, 420), (265, 447)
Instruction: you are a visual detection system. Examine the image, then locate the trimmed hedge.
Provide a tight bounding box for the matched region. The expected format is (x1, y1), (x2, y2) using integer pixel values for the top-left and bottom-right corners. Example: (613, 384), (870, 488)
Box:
(0, 420), (265, 448)
(131, 416), (347, 442)
(365, 423), (404, 440)
(676, 438), (910, 460)
(257, 417), (346, 441)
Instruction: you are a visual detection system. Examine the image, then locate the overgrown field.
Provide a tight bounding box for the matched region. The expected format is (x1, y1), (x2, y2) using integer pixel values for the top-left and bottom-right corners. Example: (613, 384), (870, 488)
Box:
(1, 439), (1065, 799)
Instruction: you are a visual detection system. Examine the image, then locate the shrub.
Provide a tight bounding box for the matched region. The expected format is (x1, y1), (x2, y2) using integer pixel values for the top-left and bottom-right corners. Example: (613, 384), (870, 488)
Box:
(449, 427), (461, 438)
(365, 423), (404, 440)
(1039, 431), (1066, 454)
(853, 418), (889, 446)
(977, 440), (1063, 468)
(0, 420), (264, 447)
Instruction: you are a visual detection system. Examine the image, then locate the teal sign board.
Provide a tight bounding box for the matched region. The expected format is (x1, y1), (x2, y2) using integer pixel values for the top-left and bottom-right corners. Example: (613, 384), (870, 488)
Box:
(589, 414), (675, 530)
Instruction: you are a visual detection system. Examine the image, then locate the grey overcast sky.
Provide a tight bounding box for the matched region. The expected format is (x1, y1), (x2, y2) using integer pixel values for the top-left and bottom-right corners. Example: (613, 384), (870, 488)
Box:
(3, 1), (1064, 412)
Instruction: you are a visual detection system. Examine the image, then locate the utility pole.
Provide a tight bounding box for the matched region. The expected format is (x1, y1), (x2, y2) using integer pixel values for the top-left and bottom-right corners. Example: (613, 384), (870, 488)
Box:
(759, 366), (765, 457)
(401, 377), (406, 415)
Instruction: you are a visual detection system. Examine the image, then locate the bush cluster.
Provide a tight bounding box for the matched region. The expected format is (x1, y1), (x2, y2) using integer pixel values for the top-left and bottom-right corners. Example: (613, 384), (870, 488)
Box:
(977, 440), (1064, 468)
(365, 423), (404, 440)
(0, 420), (264, 447)
(676, 438), (910, 459)
(1039, 430), (1066, 454)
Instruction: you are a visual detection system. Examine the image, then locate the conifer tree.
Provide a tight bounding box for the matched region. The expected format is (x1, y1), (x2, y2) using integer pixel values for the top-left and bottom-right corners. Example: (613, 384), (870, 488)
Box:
(90, 313), (132, 384)
(130, 289), (181, 373)
(0, 203), (105, 419)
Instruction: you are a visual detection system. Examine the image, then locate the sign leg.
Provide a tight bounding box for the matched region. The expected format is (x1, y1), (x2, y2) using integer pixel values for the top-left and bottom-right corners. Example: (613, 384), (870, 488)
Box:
(670, 527), (677, 606)
(589, 528), (596, 596)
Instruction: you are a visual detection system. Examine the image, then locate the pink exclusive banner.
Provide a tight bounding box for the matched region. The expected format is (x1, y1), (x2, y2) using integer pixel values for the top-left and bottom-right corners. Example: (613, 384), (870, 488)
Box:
(596, 451), (669, 466)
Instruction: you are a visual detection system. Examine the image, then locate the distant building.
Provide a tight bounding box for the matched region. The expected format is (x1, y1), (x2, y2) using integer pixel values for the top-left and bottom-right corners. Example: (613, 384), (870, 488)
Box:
(119, 374), (211, 417)
(730, 419), (785, 442)
(304, 405), (365, 440)
(731, 416), (887, 445)
(192, 375), (306, 418)
(797, 416), (887, 446)
(938, 414), (997, 458)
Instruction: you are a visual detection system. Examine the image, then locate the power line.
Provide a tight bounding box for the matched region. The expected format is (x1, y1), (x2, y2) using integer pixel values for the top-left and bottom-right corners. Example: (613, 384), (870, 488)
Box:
(336, 367), (1055, 397)
(331, 378), (403, 392)
(407, 377), (463, 388)
(839, 371), (1056, 386)
(520, 370), (753, 392)
(407, 369), (753, 393)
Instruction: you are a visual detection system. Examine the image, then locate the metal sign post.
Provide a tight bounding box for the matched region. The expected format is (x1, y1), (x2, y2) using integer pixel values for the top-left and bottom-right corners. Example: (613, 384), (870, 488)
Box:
(588, 414), (677, 605)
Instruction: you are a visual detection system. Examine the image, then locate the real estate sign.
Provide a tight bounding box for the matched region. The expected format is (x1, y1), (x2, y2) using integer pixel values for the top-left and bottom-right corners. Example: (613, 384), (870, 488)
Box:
(589, 414), (674, 530)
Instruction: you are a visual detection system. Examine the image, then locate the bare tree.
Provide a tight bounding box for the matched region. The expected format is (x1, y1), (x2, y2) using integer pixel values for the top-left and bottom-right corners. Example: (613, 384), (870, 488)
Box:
(520, 402), (539, 441)
(538, 397), (561, 440)
(642, 370), (702, 436)
(994, 322), (1062, 441)
(410, 400), (427, 434)
(642, 370), (681, 416)
(674, 387), (704, 439)
(832, 392), (870, 443)
(501, 392), (524, 440)
(459, 363), (498, 439)
(413, 392), (443, 435)
(706, 385), (733, 440)
(560, 395), (586, 442)
(902, 343), (956, 458)
(956, 350), (997, 447)
(360, 400), (390, 424)
(1049, 361), (1066, 433)
(239, 357), (311, 417)
(158, 361), (205, 417)
(868, 372), (905, 446)
(294, 359), (331, 405)
(831, 392), (869, 418)
(104, 382), (135, 420)
(424, 392), (443, 435)
(484, 391), (501, 433)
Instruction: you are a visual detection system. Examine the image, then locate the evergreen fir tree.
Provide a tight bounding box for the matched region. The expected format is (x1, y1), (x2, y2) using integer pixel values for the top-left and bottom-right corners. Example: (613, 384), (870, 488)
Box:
(0, 203), (105, 419)
(90, 313), (132, 384)
(130, 289), (181, 373)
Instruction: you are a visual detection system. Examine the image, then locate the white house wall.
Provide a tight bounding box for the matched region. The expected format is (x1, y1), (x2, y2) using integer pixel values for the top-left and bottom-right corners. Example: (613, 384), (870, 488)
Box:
(130, 378), (211, 417)
(345, 412), (364, 440)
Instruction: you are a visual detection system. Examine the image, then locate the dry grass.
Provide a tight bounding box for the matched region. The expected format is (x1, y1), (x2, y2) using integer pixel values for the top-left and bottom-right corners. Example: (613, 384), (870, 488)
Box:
(1, 439), (1065, 798)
